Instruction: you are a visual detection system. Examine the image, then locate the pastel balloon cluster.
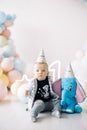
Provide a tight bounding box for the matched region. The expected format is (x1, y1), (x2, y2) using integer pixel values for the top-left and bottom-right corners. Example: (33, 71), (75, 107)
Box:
(0, 11), (25, 96)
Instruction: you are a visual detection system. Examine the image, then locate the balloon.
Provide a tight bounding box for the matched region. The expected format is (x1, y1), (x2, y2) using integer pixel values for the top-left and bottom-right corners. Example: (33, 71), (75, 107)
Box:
(0, 54), (4, 63)
(0, 11), (6, 25)
(0, 74), (9, 87)
(0, 11), (16, 27)
(2, 29), (11, 38)
(17, 84), (28, 104)
(0, 67), (3, 76)
(0, 25), (5, 34)
(5, 21), (13, 27)
(1, 43), (16, 57)
(15, 54), (20, 58)
(0, 36), (8, 47)
(0, 81), (7, 101)
(8, 70), (22, 83)
(0, 27), (3, 34)
(5, 14), (16, 27)
(1, 58), (14, 72)
(14, 58), (25, 73)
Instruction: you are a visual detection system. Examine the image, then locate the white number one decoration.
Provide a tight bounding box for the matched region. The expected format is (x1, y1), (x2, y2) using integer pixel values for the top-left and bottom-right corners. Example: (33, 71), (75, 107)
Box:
(49, 60), (61, 82)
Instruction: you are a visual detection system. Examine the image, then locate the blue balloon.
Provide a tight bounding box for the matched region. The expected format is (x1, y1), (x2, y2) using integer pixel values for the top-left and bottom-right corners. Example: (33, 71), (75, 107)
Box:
(0, 11), (16, 27)
(2, 44), (16, 57)
(0, 11), (6, 26)
(6, 14), (16, 21)
(14, 58), (25, 74)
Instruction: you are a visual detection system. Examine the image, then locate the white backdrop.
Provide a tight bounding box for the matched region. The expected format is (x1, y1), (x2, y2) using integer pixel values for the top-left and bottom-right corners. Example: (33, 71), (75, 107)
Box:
(0, 0), (87, 77)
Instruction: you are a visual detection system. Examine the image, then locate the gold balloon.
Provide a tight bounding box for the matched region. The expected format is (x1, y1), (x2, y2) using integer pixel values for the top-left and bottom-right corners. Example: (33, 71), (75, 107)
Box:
(0, 74), (9, 87)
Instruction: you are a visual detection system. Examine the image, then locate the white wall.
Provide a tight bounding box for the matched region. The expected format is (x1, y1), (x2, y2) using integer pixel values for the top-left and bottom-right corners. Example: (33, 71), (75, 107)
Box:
(0, 0), (87, 76)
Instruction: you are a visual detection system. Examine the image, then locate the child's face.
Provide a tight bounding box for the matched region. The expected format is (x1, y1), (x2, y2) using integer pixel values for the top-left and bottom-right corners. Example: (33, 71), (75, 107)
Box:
(33, 63), (49, 80)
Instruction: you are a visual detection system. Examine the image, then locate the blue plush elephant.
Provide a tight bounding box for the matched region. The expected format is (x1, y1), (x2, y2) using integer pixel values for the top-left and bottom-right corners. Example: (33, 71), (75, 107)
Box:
(53, 77), (86, 113)
(61, 78), (83, 113)
(52, 64), (86, 114)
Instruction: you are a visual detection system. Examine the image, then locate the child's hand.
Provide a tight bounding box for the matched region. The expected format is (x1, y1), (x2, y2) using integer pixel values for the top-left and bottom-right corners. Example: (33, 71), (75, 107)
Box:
(24, 90), (29, 96)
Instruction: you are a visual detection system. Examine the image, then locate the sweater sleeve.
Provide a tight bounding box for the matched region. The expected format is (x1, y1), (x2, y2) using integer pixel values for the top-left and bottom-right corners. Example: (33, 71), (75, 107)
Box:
(25, 78), (34, 91)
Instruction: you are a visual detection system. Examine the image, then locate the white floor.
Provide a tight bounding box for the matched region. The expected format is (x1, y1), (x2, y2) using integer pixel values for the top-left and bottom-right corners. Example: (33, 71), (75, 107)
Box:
(0, 93), (87, 130)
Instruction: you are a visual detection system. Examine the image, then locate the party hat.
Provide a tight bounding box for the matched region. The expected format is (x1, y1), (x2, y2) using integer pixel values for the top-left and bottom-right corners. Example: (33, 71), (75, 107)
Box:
(36, 49), (47, 63)
(64, 63), (74, 78)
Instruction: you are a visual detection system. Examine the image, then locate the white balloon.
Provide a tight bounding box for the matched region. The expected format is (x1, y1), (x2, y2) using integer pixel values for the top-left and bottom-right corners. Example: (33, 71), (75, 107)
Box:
(17, 84), (28, 104)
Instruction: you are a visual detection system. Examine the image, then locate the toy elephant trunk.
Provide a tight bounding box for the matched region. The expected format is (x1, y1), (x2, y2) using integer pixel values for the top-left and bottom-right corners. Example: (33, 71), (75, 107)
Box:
(62, 78), (77, 99)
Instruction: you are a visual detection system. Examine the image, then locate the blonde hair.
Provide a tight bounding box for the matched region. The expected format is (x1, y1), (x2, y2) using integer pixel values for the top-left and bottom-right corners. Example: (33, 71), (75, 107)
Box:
(34, 62), (48, 68)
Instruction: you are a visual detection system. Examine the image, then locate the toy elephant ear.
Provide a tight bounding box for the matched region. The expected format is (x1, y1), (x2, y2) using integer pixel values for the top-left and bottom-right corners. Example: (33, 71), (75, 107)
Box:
(52, 79), (62, 99)
(76, 79), (86, 103)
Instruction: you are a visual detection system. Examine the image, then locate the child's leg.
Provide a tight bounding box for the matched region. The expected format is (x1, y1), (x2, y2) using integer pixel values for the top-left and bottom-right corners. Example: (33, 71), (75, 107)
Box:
(42, 98), (61, 118)
(51, 97), (61, 118)
(49, 93), (61, 110)
(43, 96), (61, 112)
(51, 98), (61, 112)
(31, 100), (45, 118)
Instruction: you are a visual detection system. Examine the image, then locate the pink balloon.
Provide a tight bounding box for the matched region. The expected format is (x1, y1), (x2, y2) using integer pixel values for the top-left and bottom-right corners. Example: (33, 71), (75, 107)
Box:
(1, 58), (14, 72)
(8, 70), (22, 83)
(0, 81), (7, 101)
(2, 29), (11, 38)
